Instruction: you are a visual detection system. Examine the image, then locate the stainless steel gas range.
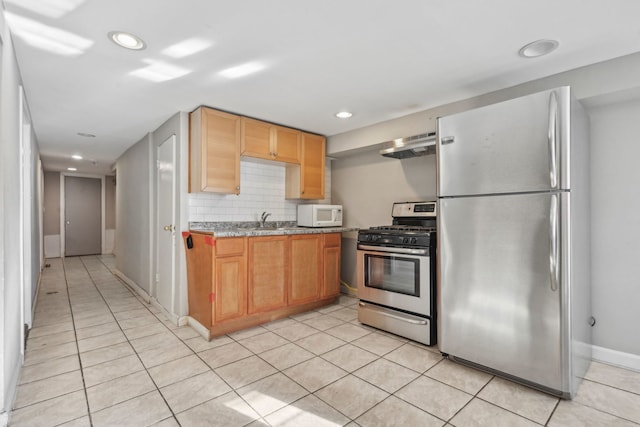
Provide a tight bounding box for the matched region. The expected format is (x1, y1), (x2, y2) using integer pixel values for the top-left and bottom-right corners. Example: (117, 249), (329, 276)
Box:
(356, 201), (437, 346)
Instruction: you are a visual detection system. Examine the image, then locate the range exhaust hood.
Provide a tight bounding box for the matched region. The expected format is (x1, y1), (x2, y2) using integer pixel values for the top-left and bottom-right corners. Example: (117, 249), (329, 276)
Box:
(380, 132), (436, 159)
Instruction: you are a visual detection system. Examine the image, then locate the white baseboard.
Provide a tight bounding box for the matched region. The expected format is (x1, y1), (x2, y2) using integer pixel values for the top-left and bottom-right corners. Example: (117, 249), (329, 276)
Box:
(112, 269), (185, 327)
(592, 345), (640, 372)
(186, 316), (210, 340)
(149, 297), (182, 326)
(44, 235), (60, 258)
(3, 354), (22, 427)
(113, 269), (150, 303)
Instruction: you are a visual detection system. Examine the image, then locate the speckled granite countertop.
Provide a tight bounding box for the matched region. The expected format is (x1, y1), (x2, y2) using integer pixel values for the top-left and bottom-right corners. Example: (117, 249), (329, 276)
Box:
(189, 221), (358, 237)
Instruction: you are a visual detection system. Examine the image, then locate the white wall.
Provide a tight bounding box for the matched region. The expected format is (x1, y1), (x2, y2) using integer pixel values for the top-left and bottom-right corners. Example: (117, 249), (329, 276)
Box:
(0, 10), (41, 423)
(150, 112), (189, 317)
(115, 112), (191, 318)
(588, 98), (640, 358)
(332, 150), (436, 289)
(188, 159), (332, 222)
(115, 134), (152, 294)
(330, 56), (640, 368)
(328, 52), (640, 157)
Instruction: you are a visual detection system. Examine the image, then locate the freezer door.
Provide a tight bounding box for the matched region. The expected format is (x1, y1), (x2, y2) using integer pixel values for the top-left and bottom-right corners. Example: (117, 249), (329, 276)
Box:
(439, 193), (568, 394)
(437, 87), (570, 197)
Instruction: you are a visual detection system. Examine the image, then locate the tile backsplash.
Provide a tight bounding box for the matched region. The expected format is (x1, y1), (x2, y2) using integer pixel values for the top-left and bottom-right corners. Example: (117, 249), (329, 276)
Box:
(188, 159), (332, 222)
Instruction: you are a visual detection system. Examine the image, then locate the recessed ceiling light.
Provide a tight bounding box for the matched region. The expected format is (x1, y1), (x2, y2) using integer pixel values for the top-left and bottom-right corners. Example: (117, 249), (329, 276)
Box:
(71, 154), (83, 160)
(518, 39), (559, 58)
(77, 132), (95, 138)
(108, 31), (146, 50)
(335, 111), (353, 119)
(67, 167), (77, 171)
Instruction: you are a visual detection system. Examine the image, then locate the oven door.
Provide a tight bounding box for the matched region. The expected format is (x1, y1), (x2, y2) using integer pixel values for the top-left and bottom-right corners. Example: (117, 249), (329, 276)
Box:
(357, 245), (431, 317)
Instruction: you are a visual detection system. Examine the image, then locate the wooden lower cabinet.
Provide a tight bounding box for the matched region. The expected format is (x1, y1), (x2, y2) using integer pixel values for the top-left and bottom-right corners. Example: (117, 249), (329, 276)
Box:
(184, 232), (342, 338)
(289, 234), (322, 305)
(214, 254), (246, 323)
(322, 233), (342, 298)
(248, 236), (288, 314)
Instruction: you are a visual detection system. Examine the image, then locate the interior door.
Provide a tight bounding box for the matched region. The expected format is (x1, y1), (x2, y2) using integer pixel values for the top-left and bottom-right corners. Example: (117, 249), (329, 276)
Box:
(156, 136), (176, 312)
(439, 192), (565, 392)
(65, 176), (102, 256)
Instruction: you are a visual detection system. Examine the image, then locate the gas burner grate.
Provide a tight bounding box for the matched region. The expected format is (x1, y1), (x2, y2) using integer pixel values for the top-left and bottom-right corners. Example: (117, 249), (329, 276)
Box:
(370, 225), (436, 233)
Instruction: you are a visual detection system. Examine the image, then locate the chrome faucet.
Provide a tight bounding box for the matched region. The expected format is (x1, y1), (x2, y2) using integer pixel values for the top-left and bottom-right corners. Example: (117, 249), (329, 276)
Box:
(260, 211), (271, 227)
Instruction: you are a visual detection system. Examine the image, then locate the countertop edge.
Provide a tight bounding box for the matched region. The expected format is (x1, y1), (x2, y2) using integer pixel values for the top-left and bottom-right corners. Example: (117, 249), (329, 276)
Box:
(187, 226), (358, 237)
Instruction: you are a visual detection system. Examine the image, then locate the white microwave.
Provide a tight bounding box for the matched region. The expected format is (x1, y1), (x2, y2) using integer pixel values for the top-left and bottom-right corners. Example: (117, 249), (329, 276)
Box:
(297, 204), (343, 227)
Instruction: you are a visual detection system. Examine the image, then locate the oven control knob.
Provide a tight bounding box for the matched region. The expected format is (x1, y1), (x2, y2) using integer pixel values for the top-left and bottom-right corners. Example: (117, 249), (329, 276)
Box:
(402, 237), (409, 244)
(410, 237), (417, 244)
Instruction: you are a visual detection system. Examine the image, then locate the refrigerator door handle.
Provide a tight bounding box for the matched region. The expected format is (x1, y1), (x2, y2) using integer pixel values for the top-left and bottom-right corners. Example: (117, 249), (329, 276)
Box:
(548, 91), (559, 189)
(549, 193), (559, 292)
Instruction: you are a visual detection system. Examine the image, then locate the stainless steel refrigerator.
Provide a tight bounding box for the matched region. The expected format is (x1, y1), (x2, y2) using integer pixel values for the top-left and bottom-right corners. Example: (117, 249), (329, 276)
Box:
(436, 86), (592, 398)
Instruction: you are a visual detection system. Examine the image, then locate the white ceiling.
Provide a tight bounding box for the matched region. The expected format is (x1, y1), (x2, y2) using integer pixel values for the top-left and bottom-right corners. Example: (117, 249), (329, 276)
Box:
(3, 0), (640, 174)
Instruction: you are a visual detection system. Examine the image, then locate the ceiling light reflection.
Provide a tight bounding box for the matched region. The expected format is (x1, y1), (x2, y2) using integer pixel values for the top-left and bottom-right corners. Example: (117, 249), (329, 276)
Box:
(4, 0), (85, 19)
(219, 62), (265, 79)
(130, 59), (191, 82)
(162, 38), (212, 58)
(5, 12), (93, 56)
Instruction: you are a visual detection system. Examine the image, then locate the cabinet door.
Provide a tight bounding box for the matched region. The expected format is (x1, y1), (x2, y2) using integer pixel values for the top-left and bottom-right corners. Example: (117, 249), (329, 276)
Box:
(273, 126), (301, 164)
(285, 133), (325, 199)
(213, 255), (247, 323)
(301, 133), (325, 199)
(322, 233), (341, 297)
(248, 236), (288, 314)
(190, 107), (241, 194)
(213, 237), (247, 324)
(289, 235), (321, 305)
(241, 117), (272, 160)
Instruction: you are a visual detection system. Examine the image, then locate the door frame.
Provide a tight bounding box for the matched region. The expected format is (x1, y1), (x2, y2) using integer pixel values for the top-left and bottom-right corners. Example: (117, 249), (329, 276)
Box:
(18, 86), (33, 352)
(154, 135), (177, 313)
(60, 173), (106, 257)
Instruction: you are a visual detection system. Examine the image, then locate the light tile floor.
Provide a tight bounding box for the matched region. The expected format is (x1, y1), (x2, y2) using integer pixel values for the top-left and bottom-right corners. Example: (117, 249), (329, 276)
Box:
(9, 255), (640, 426)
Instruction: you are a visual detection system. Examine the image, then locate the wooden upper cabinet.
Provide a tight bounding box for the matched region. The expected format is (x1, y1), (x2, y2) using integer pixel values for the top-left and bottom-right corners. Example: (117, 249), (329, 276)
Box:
(272, 126), (301, 163)
(286, 133), (326, 199)
(240, 117), (272, 160)
(241, 117), (301, 163)
(190, 107), (241, 194)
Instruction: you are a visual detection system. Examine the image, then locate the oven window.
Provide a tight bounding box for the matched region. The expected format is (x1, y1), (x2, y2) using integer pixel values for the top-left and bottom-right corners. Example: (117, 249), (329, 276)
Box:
(364, 253), (420, 296)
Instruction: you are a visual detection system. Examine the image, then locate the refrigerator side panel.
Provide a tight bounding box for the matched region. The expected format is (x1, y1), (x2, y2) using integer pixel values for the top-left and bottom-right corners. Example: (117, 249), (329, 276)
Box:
(568, 95), (592, 397)
(437, 87), (570, 197)
(439, 193), (565, 393)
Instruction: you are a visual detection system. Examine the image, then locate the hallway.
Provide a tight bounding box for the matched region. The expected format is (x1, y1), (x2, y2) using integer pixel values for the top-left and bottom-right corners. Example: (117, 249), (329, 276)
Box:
(9, 256), (640, 426)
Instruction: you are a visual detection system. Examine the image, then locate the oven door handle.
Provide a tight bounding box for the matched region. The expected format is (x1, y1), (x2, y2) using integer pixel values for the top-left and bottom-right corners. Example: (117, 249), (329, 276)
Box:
(359, 302), (429, 325)
(357, 245), (428, 255)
